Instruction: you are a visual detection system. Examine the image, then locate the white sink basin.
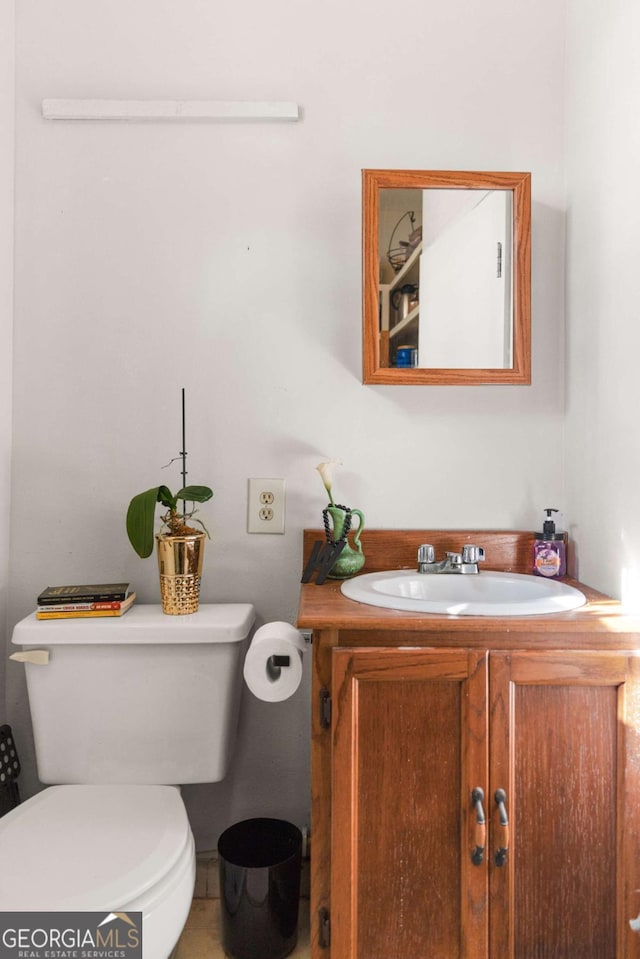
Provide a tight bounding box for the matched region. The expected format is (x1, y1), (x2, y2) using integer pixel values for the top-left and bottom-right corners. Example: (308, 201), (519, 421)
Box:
(340, 569), (587, 617)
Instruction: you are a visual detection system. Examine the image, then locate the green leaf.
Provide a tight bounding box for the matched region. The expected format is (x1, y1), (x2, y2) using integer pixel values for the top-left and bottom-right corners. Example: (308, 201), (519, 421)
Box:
(176, 485), (213, 504)
(157, 485), (178, 511)
(126, 487), (161, 558)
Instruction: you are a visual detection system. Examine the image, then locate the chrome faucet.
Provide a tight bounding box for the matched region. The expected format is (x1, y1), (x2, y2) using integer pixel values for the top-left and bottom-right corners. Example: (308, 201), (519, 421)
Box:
(417, 544), (485, 575)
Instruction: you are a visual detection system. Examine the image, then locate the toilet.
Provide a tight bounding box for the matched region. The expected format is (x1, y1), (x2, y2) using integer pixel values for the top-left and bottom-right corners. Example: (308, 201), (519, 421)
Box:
(1, 603), (255, 959)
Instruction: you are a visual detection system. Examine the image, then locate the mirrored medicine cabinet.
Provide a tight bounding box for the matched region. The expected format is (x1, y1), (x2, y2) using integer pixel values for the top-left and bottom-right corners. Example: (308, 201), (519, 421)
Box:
(362, 169), (531, 385)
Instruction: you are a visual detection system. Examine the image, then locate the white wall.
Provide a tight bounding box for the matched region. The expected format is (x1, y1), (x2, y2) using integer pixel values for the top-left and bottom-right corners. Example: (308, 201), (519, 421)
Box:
(564, 0), (640, 602)
(0, 3), (15, 728)
(8, 0), (567, 849)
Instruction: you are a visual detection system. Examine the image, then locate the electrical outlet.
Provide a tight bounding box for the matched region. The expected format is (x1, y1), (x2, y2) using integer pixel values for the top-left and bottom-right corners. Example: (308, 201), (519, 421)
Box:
(247, 478), (285, 534)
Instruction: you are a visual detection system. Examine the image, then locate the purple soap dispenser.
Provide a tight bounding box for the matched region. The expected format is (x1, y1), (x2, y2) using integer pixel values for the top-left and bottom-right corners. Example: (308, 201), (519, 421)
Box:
(533, 508), (566, 579)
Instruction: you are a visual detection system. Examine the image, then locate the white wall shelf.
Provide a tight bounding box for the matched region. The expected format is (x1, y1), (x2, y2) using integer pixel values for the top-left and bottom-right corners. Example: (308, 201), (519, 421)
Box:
(42, 99), (299, 121)
(389, 306), (420, 340)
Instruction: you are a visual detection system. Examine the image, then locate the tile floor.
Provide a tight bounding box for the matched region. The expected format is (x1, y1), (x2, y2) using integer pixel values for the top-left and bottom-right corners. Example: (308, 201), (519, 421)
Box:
(174, 852), (310, 959)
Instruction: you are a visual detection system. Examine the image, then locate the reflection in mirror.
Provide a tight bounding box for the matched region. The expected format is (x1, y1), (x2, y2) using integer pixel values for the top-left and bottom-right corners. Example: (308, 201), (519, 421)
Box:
(363, 170), (531, 385)
(380, 188), (512, 369)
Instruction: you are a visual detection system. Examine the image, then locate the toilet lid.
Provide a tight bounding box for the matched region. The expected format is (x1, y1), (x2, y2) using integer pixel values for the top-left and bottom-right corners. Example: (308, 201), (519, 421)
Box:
(0, 784), (193, 910)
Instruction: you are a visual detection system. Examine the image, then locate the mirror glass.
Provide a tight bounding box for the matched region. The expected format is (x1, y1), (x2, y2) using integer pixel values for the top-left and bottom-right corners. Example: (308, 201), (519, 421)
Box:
(363, 170), (531, 385)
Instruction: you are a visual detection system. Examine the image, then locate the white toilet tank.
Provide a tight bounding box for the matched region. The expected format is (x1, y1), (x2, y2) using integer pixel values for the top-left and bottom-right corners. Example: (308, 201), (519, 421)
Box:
(12, 604), (255, 785)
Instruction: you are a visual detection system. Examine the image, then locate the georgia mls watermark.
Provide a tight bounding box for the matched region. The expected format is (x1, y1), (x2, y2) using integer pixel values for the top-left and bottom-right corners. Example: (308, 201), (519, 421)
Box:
(0, 912), (142, 959)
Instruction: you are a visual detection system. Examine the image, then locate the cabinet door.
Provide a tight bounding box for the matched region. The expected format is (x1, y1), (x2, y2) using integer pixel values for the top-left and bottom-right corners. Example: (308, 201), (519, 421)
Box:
(331, 647), (488, 959)
(489, 652), (640, 959)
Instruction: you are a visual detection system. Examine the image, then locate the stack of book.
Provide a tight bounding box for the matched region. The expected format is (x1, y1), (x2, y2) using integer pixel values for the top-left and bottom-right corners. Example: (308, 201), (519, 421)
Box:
(36, 583), (136, 620)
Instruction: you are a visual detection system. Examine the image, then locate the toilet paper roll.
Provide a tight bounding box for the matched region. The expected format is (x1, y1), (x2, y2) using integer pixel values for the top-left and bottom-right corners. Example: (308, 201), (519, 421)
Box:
(243, 621), (307, 702)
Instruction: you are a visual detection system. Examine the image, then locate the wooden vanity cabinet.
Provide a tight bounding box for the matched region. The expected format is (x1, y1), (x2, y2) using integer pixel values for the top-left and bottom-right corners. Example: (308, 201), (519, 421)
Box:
(300, 531), (640, 959)
(331, 646), (488, 959)
(325, 644), (640, 959)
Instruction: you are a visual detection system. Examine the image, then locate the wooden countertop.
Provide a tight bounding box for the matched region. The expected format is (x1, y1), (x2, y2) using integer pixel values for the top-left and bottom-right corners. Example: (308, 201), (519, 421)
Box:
(297, 529), (640, 645)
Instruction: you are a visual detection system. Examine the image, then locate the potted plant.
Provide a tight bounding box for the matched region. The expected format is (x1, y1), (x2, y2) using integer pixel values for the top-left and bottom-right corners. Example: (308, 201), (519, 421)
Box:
(316, 459), (366, 578)
(126, 484), (213, 615)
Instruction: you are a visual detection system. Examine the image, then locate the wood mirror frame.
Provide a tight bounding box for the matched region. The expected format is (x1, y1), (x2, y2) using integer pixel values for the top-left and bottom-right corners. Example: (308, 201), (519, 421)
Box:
(362, 169), (531, 385)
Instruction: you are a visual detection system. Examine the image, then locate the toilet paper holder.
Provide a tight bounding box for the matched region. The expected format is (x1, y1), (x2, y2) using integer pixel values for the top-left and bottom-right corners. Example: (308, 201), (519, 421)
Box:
(267, 654), (290, 681)
(269, 655), (291, 667)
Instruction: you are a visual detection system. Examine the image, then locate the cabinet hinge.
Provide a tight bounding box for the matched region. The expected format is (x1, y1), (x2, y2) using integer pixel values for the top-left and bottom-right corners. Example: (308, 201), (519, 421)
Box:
(319, 688), (332, 729)
(318, 907), (331, 948)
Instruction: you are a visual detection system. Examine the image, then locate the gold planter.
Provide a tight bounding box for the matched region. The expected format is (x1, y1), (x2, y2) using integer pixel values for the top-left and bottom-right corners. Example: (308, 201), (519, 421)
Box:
(156, 532), (206, 615)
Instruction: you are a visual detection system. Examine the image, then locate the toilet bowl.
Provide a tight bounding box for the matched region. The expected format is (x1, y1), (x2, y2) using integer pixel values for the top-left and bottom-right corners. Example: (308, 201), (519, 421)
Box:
(6, 603), (256, 959)
(0, 785), (195, 958)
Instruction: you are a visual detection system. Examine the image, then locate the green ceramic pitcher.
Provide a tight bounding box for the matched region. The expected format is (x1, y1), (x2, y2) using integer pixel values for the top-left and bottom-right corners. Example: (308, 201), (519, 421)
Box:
(323, 505), (366, 579)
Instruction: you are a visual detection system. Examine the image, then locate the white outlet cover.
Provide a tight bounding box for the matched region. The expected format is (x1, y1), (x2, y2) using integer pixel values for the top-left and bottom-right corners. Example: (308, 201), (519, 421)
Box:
(247, 478), (285, 534)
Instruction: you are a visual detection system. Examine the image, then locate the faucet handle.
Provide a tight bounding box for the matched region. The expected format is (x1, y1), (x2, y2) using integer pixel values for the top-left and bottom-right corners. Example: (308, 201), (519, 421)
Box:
(462, 544), (485, 564)
(417, 544), (435, 564)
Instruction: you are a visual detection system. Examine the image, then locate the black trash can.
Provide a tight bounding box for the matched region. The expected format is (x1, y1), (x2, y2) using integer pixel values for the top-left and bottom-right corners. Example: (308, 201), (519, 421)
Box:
(218, 818), (302, 959)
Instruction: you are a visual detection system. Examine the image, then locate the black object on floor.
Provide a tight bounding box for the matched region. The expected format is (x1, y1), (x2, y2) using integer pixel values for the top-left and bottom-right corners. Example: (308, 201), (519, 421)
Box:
(218, 818), (302, 959)
(0, 724), (21, 816)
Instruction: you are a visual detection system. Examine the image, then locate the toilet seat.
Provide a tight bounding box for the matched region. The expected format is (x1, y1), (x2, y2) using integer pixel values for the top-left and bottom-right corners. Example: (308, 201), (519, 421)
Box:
(0, 784), (194, 911)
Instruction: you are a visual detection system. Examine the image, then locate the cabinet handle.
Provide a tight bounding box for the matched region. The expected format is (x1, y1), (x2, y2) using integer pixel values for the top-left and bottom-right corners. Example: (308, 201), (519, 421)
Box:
(471, 787), (486, 866)
(494, 788), (509, 867)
